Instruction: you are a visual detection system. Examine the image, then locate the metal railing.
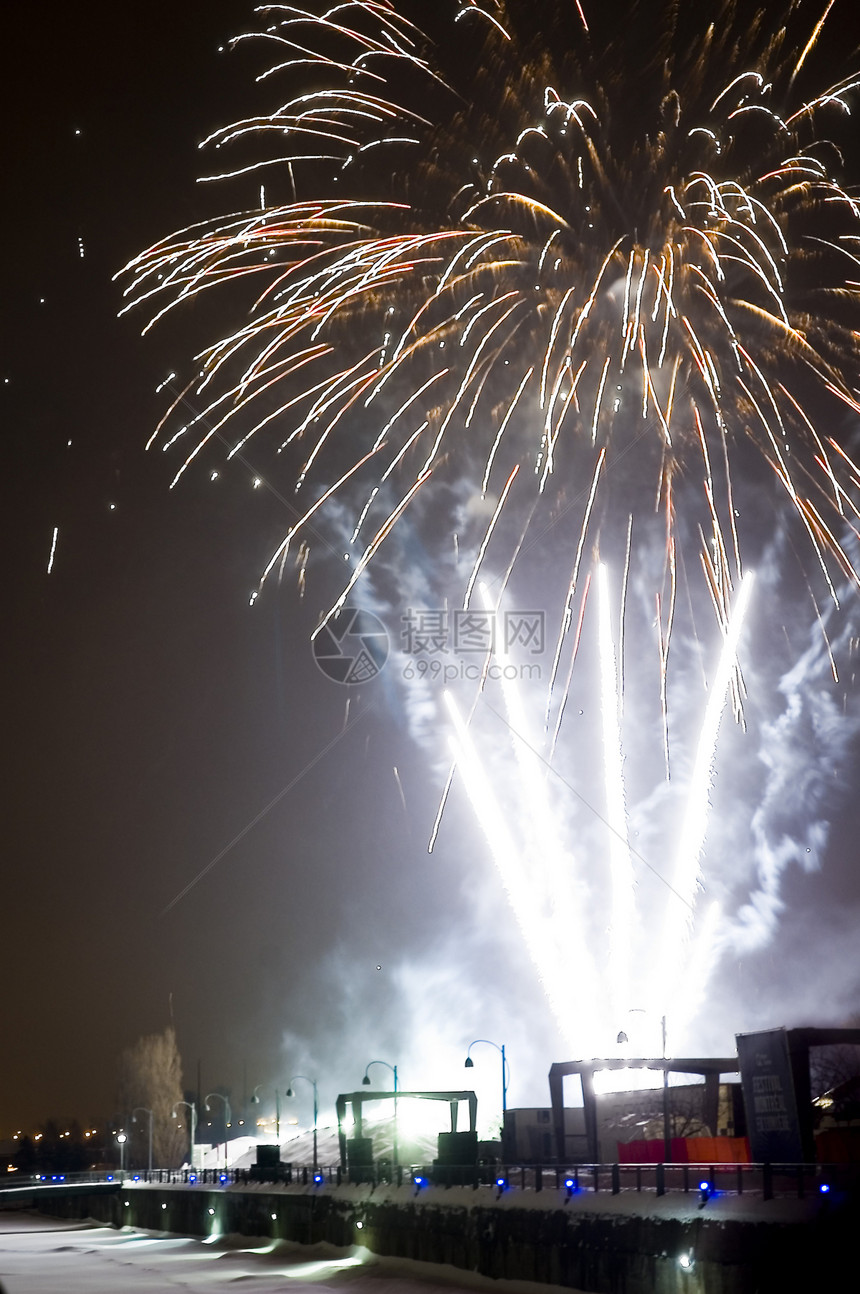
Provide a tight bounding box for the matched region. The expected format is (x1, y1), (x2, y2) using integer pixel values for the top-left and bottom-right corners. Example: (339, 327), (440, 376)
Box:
(478, 1160), (848, 1200)
(3, 1160), (853, 1202)
(0, 1171), (124, 1190)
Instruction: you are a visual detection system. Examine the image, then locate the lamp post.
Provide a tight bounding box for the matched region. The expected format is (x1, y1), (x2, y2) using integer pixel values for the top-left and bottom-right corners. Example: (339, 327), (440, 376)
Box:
(464, 1039), (508, 1131)
(131, 1107), (154, 1172)
(362, 1060), (398, 1167)
(251, 1084), (281, 1143)
(204, 1093), (233, 1171)
(116, 1131), (127, 1174)
(286, 1076), (319, 1174)
(617, 1010), (670, 1163)
(171, 1100), (198, 1170)
(660, 1015), (670, 1165)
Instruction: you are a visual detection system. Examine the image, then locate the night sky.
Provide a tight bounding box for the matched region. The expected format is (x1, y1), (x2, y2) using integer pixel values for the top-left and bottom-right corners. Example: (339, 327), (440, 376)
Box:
(5, 0), (860, 1138)
(4, 0), (546, 1132)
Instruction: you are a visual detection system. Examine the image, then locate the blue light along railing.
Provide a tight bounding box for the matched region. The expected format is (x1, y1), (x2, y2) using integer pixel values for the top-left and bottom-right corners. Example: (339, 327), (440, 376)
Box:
(1, 1160), (848, 1202)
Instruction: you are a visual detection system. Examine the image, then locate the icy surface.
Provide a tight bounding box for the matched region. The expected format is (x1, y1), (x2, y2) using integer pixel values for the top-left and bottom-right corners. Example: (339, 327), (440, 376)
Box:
(0, 1213), (583, 1294)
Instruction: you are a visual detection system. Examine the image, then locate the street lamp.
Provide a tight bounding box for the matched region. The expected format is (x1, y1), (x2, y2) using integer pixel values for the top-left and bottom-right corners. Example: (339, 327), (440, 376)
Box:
(286, 1076), (319, 1173)
(362, 1060), (398, 1167)
(251, 1084), (282, 1143)
(131, 1107), (154, 1173)
(116, 1131), (127, 1174)
(171, 1100), (198, 1170)
(204, 1093), (232, 1171)
(464, 1039), (508, 1115)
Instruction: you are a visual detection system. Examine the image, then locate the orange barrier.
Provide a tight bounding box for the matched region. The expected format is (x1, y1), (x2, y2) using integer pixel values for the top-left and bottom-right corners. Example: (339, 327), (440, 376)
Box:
(617, 1136), (750, 1164)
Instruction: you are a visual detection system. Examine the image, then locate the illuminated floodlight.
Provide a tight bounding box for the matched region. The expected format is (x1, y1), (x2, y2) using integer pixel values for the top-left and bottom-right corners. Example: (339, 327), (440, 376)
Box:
(820, 1183), (831, 1194)
(678, 1252), (694, 1272)
(314, 1172), (324, 1185)
(208, 1208), (216, 1216)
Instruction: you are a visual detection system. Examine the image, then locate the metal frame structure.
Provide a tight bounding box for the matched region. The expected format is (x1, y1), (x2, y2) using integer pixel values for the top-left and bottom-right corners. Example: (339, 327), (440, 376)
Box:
(548, 1057), (738, 1164)
(335, 1089), (477, 1170)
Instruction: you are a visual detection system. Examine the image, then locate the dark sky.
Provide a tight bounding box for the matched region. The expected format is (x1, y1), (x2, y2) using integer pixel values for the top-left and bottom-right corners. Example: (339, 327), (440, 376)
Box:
(4, 0), (860, 1139)
(3, 0), (552, 1134)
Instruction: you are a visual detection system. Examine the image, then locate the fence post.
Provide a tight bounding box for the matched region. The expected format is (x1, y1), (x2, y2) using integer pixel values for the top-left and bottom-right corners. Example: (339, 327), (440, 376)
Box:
(656, 1163), (665, 1197)
(762, 1163), (773, 1201)
(611, 1163), (620, 1195)
(535, 1165), (542, 1192)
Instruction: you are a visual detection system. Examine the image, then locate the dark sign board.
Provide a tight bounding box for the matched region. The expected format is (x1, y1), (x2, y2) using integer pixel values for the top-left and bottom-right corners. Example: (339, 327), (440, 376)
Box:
(736, 1028), (803, 1162)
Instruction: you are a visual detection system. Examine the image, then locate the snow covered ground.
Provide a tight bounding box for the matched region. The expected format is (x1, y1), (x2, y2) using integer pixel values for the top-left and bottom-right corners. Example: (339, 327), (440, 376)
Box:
(0, 1213), (582, 1294)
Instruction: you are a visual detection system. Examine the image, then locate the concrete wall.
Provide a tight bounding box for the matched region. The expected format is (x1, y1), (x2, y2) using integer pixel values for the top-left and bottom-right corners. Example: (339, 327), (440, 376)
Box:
(38, 1184), (851, 1294)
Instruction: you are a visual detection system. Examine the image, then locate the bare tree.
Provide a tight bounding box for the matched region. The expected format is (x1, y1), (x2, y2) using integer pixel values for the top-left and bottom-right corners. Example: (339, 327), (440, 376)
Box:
(117, 1025), (186, 1168)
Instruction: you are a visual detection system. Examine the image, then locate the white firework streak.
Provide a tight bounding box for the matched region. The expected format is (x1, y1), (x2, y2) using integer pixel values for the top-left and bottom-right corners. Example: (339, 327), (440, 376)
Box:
(444, 566), (755, 1058)
(597, 563), (636, 1024)
(443, 689), (596, 1051)
(650, 571), (756, 1016)
(478, 584), (601, 1043)
(47, 526), (59, 575)
(669, 900), (724, 1048)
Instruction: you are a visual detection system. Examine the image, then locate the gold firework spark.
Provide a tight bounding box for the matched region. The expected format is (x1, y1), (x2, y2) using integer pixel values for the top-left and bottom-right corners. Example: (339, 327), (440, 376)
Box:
(120, 0), (860, 663)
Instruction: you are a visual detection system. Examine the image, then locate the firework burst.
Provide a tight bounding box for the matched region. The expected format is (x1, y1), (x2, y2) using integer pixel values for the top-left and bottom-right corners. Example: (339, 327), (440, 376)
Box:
(121, 0), (860, 647)
(120, 1), (860, 1050)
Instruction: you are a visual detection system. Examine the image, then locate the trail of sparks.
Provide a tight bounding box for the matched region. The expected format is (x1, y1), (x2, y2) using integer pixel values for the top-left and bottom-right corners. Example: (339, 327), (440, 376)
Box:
(121, 1), (860, 668)
(447, 569), (754, 1056)
(597, 563), (635, 1023)
(46, 526), (59, 575)
(651, 572), (755, 1011)
(443, 688), (587, 1050)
